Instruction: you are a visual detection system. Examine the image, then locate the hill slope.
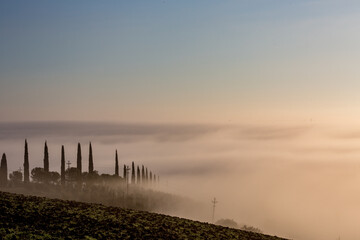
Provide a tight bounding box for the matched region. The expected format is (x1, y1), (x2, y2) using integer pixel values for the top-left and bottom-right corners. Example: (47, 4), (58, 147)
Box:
(0, 191), (287, 240)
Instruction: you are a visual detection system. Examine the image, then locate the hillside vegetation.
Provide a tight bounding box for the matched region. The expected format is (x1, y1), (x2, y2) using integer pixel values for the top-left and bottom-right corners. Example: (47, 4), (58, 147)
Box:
(0, 191), (287, 240)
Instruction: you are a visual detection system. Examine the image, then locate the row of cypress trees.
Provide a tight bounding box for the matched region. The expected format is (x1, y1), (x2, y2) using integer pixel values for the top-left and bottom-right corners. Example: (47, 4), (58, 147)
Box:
(0, 140), (159, 186)
(122, 161), (158, 185)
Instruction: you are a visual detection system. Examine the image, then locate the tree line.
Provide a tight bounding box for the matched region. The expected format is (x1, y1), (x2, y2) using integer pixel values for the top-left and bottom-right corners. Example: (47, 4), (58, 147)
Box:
(0, 140), (159, 187)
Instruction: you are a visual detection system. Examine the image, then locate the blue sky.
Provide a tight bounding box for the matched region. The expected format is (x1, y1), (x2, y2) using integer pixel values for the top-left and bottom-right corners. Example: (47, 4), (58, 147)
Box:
(2, 0), (360, 124)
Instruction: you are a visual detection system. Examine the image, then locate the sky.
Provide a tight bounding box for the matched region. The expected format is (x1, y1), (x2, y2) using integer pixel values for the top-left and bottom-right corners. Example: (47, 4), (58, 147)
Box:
(3, 1), (360, 239)
(2, 0), (360, 124)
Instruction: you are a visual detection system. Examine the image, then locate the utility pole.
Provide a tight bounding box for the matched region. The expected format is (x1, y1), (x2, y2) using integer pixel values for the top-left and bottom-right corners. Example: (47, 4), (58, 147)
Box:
(211, 197), (218, 223)
(67, 161), (71, 170)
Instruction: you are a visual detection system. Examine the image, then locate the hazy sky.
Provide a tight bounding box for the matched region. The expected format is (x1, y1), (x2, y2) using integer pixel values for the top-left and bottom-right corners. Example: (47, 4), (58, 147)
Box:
(2, 0), (360, 124)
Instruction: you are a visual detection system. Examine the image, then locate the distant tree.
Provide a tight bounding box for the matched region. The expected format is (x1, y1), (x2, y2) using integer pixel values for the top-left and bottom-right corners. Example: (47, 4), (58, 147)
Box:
(149, 171), (153, 184)
(92, 170), (99, 179)
(31, 167), (47, 183)
(49, 171), (60, 184)
(115, 150), (119, 176)
(240, 225), (262, 233)
(0, 153), (8, 186)
(123, 164), (126, 181)
(30, 166), (60, 185)
(141, 165), (145, 184)
(100, 173), (111, 178)
(43, 141), (49, 172)
(215, 219), (238, 229)
(154, 174), (156, 184)
(24, 139), (29, 183)
(137, 166), (140, 184)
(83, 170), (99, 182)
(89, 142), (94, 174)
(131, 162), (135, 184)
(100, 173), (112, 183)
(9, 170), (22, 183)
(145, 168), (148, 182)
(65, 167), (78, 182)
(77, 143), (82, 175)
(61, 145), (65, 185)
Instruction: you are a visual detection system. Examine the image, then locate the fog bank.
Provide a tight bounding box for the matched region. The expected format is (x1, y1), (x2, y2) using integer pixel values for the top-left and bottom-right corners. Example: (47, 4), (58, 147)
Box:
(1, 121), (360, 239)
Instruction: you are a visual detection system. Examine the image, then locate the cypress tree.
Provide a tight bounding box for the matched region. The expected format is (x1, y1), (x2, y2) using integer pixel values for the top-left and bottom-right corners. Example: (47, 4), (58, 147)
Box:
(44, 141), (49, 172)
(88, 142), (93, 173)
(24, 139), (29, 183)
(115, 150), (119, 176)
(77, 143), (82, 174)
(150, 171), (153, 184)
(123, 164), (127, 181)
(141, 165), (145, 184)
(131, 161), (135, 184)
(0, 153), (8, 185)
(61, 145), (65, 185)
(145, 168), (148, 183)
(154, 174), (156, 184)
(137, 166), (140, 184)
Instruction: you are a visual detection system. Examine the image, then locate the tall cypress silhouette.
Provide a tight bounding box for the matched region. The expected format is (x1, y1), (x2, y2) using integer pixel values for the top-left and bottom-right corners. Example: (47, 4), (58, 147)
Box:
(77, 143), (82, 175)
(142, 165), (145, 184)
(137, 166), (140, 184)
(115, 150), (119, 176)
(150, 171), (153, 184)
(123, 164), (127, 181)
(61, 145), (65, 185)
(154, 174), (156, 184)
(88, 142), (94, 174)
(131, 161), (135, 184)
(0, 153), (8, 185)
(24, 139), (29, 183)
(145, 168), (148, 183)
(44, 141), (49, 172)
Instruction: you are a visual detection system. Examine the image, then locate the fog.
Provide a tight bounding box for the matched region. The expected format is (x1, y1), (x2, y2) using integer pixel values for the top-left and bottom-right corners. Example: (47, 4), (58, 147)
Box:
(1, 121), (360, 239)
